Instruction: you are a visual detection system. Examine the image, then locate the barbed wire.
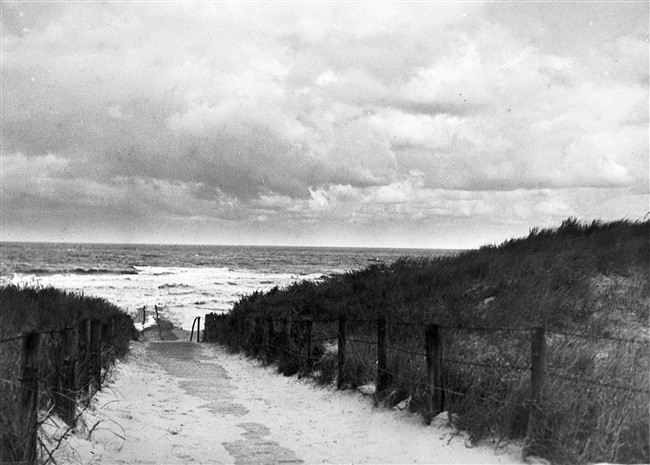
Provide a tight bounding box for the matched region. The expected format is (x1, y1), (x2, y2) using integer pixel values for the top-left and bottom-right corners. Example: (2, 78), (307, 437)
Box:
(443, 357), (530, 372)
(385, 344), (427, 358)
(310, 336), (337, 343)
(546, 371), (650, 394)
(0, 334), (24, 345)
(347, 338), (377, 346)
(208, 314), (650, 399)
(548, 330), (649, 346)
(0, 324), (79, 345)
(266, 343), (305, 361)
(215, 314), (648, 348)
(0, 316), (131, 347)
(445, 385), (530, 410)
(375, 366), (478, 402)
(385, 320), (429, 327)
(442, 324), (533, 333)
(346, 318), (378, 325)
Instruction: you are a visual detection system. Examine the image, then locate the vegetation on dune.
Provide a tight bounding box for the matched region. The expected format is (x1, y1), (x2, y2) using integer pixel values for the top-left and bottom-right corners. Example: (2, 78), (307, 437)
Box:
(0, 285), (136, 463)
(207, 218), (649, 464)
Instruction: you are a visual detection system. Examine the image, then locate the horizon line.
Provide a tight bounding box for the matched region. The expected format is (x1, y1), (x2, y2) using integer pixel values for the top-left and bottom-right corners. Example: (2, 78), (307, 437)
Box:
(0, 239), (471, 251)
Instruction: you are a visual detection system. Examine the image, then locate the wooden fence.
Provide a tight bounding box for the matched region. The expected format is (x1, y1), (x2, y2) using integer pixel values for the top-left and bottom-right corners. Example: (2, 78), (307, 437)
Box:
(203, 314), (546, 440)
(7, 316), (120, 465)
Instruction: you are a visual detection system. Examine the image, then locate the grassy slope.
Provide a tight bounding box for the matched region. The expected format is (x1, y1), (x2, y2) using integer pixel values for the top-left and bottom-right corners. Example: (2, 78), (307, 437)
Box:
(231, 218), (648, 335)
(0, 285), (136, 462)
(216, 218), (649, 464)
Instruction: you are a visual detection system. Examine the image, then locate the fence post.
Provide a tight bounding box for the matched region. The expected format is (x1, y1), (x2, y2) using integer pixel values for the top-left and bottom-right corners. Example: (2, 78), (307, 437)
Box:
(526, 327), (547, 454)
(279, 317), (291, 366)
(254, 317), (262, 356)
(425, 324), (444, 422)
(89, 319), (102, 393)
(21, 332), (40, 465)
(110, 317), (116, 340)
(154, 305), (164, 340)
(377, 316), (389, 393)
(77, 319), (90, 393)
(61, 327), (78, 425)
(101, 321), (109, 344)
(265, 317), (274, 362)
(337, 316), (347, 389)
(54, 328), (68, 422)
(305, 318), (313, 371)
(142, 306), (146, 329)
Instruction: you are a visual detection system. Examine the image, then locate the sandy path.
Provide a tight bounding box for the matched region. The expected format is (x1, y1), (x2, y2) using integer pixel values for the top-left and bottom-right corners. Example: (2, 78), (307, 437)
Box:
(52, 339), (525, 464)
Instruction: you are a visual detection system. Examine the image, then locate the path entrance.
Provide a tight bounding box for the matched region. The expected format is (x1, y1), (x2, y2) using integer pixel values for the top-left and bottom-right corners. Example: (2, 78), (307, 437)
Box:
(147, 342), (303, 464)
(53, 336), (523, 464)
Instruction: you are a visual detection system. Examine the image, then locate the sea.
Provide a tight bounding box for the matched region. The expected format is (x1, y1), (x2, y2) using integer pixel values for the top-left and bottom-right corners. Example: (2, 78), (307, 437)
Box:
(1, 242), (456, 330)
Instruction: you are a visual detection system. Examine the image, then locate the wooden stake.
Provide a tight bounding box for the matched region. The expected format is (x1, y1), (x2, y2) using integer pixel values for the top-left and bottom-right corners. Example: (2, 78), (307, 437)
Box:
(62, 327), (78, 425)
(526, 327), (547, 454)
(337, 316), (347, 389)
(254, 317), (262, 356)
(305, 318), (313, 371)
(265, 317), (274, 362)
(77, 319), (90, 393)
(20, 332), (40, 465)
(89, 319), (102, 393)
(377, 316), (389, 393)
(425, 324), (444, 421)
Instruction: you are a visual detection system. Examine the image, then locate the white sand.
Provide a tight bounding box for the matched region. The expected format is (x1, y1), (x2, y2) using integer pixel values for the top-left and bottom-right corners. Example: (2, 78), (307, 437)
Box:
(48, 339), (526, 464)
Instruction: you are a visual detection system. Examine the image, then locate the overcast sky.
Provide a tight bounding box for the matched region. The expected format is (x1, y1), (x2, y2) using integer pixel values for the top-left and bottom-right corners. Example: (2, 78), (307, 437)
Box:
(1, 1), (648, 248)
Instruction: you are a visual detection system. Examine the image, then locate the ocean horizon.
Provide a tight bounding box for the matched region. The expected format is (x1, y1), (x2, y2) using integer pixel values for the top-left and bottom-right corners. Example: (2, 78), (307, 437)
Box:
(1, 241), (457, 330)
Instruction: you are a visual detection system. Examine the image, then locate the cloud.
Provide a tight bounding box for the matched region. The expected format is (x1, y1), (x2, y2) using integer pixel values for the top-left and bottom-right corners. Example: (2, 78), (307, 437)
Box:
(2, 2), (647, 246)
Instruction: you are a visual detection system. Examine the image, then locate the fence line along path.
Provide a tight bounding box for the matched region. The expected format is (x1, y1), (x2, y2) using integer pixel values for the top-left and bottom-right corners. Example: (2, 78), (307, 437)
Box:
(51, 333), (524, 464)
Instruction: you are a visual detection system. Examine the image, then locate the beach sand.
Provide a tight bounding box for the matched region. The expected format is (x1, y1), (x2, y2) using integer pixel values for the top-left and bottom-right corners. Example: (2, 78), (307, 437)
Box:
(47, 329), (526, 464)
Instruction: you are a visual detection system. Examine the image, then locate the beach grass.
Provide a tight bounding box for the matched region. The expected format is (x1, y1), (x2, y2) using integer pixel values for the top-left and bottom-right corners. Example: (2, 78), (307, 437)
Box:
(207, 218), (649, 464)
(0, 284), (136, 463)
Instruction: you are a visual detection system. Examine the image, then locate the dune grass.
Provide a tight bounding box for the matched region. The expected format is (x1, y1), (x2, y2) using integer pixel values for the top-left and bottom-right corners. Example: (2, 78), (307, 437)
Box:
(206, 218), (649, 464)
(0, 284), (136, 463)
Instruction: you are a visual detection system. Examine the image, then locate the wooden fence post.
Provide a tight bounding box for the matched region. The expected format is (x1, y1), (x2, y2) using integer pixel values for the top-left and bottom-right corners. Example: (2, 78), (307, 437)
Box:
(21, 332), (40, 465)
(142, 306), (146, 328)
(425, 324), (444, 422)
(154, 305), (164, 340)
(54, 328), (70, 423)
(204, 314), (211, 342)
(377, 316), (389, 393)
(305, 318), (313, 371)
(264, 317), (273, 362)
(337, 316), (347, 389)
(61, 327), (78, 425)
(77, 319), (90, 393)
(110, 317), (116, 340)
(526, 327), (547, 454)
(101, 321), (109, 343)
(279, 317), (291, 366)
(89, 319), (102, 393)
(253, 317), (262, 356)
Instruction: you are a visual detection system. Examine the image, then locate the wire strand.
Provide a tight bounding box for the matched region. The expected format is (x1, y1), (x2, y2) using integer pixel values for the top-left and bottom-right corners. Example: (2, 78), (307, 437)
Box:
(443, 357), (530, 372)
(547, 371), (650, 394)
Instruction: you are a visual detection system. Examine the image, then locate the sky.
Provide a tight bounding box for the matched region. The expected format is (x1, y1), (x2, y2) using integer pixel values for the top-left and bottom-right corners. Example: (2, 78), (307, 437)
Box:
(1, 1), (648, 249)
